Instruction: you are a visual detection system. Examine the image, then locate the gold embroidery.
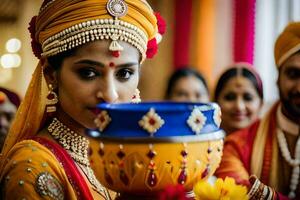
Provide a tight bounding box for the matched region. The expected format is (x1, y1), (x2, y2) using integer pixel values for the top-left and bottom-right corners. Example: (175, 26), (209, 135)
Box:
(35, 172), (64, 200)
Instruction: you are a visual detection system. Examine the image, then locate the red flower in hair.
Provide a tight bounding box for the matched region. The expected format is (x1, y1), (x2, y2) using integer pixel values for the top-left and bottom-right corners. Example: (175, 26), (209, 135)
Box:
(146, 38), (158, 59)
(159, 184), (188, 200)
(155, 12), (166, 35)
(28, 16), (43, 59)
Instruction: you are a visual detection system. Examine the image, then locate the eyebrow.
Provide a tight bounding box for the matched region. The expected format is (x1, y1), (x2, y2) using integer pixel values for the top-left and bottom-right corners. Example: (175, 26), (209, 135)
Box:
(116, 62), (139, 69)
(75, 60), (105, 68)
(74, 60), (139, 68)
(285, 66), (300, 70)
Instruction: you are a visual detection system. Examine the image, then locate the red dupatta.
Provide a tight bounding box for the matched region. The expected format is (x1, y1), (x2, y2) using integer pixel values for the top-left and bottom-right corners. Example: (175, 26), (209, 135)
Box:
(33, 137), (93, 200)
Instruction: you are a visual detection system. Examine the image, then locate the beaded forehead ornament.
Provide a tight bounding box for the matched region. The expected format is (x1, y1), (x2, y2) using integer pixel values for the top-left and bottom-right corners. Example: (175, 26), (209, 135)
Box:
(41, 0), (147, 60)
(30, 0), (166, 62)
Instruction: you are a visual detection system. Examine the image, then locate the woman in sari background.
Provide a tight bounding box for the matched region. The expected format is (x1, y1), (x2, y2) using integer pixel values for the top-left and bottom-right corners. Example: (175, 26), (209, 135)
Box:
(214, 63), (264, 135)
(0, 0), (163, 199)
(215, 22), (300, 199)
(165, 67), (210, 103)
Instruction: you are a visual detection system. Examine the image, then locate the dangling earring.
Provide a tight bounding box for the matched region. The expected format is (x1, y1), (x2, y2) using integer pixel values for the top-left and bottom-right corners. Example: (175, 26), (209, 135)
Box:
(46, 84), (58, 113)
(131, 89), (141, 103)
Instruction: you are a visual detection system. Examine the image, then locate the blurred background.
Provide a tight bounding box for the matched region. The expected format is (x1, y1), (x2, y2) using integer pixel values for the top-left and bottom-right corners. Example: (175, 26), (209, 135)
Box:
(0, 0), (300, 106)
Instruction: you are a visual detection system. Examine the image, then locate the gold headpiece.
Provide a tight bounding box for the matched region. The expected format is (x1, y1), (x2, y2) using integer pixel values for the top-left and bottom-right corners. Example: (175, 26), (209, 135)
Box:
(29, 0), (162, 62)
(41, 18), (148, 59)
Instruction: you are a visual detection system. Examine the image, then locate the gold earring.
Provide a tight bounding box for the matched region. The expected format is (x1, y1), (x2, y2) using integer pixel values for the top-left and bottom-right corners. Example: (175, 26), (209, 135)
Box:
(131, 89), (141, 103)
(46, 84), (58, 113)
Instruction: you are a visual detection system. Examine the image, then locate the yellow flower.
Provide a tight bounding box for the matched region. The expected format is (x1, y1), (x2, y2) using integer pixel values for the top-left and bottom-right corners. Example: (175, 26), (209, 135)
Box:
(193, 177), (248, 200)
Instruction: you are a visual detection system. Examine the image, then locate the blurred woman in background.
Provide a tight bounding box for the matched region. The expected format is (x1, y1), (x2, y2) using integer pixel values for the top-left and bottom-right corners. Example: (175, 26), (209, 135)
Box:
(214, 63), (263, 134)
(165, 67), (210, 103)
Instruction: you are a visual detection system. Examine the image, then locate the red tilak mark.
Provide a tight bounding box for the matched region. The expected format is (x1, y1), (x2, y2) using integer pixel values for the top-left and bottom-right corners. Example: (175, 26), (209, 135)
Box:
(111, 51), (120, 58)
(109, 62), (115, 67)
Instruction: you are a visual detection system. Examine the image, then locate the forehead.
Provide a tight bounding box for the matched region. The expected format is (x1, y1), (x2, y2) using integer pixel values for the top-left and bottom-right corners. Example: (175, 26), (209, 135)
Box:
(69, 40), (140, 63)
(175, 76), (205, 89)
(222, 77), (257, 93)
(281, 53), (300, 71)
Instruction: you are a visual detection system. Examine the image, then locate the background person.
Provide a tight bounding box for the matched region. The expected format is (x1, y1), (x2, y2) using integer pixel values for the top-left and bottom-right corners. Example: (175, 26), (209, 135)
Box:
(214, 63), (264, 134)
(165, 67), (209, 103)
(215, 22), (300, 200)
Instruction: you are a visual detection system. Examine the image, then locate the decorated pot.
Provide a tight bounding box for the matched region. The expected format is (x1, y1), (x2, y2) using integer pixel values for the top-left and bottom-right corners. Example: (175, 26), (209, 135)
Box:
(89, 102), (224, 198)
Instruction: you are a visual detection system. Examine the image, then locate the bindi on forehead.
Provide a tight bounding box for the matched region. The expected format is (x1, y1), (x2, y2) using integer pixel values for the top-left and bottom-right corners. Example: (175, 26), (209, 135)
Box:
(235, 82), (243, 88)
(109, 62), (115, 67)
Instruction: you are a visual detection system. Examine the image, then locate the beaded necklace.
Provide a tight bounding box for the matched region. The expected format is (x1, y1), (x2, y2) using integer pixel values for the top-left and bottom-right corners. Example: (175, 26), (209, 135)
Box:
(48, 118), (111, 199)
(277, 128), (300, 199)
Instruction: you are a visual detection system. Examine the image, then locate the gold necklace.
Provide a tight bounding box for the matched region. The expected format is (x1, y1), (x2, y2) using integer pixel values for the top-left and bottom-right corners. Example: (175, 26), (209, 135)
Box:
(48, 118), (110, 199)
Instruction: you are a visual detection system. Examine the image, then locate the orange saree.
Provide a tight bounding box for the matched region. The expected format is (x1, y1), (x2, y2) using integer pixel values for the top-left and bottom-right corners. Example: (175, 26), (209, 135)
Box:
(0, 137), (107, 200)
(215, 103), (293, 199)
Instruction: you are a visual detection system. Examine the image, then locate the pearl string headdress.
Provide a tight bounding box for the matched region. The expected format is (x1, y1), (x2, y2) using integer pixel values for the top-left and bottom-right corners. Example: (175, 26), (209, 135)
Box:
(29, 0), (166, 61)
(41, 0), (147, 60)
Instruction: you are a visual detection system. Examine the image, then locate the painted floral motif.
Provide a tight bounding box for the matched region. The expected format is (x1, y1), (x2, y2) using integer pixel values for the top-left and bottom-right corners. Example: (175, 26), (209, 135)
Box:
(95, 110), (111, 132)
(139, 108), (165, 136)
(213, 104), (222, 127)
(187, 107), (207, 135)
(146, 144), (158, 188)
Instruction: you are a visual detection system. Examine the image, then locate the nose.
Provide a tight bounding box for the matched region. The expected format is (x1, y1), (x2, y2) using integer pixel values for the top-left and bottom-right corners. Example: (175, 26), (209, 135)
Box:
(97, 77), (119, 103)
(235, 98), (246, 111)
(188, 96), (197, 102)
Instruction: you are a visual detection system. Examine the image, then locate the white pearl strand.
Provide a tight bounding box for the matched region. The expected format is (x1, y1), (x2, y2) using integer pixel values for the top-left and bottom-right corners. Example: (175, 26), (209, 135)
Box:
(277, 129), (300, 199)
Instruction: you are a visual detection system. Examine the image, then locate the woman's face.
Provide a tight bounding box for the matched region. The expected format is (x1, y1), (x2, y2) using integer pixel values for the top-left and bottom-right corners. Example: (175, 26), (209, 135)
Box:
(217, 76), (262, 133)
(169, 76), (209, 102)
(49, 40), (140, 129)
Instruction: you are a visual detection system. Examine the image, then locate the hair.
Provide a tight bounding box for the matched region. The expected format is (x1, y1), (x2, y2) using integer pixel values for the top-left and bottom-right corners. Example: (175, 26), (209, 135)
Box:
(165, 67), (208, 99)
(214, 67), (264, 101)
(47, 48), (78, 71)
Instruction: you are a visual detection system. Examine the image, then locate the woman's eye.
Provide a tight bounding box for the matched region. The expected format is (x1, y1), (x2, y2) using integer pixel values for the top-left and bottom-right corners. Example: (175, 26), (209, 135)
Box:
(223, 93), (236, 101)
(174, 91), (188, 97)
(243, 93), (254, 101)
(77, 68), (99, 80)
(116, 69), (134, 81)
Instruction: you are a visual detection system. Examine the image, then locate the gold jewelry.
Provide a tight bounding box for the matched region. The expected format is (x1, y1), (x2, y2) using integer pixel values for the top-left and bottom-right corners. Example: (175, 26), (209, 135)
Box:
(41, 1), (147, 60)
(46, 84), (58, 113)
(248, 176), (275, 200)
(47, 118), (110, 199)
